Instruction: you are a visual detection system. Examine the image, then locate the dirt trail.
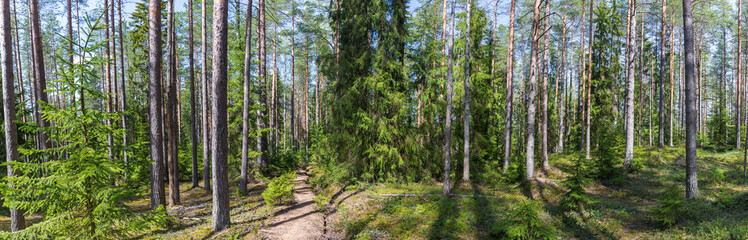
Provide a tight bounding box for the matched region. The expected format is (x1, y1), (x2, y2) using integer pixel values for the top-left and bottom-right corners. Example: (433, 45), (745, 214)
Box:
(264, 169), (324, 240)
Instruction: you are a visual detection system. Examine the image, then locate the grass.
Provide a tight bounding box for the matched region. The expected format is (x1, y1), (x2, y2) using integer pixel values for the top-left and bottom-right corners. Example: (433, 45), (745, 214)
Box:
(320, 147), (748, 240)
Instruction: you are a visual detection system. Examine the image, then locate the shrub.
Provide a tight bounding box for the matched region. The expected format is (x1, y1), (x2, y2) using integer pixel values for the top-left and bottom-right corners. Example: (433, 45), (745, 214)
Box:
(560, 158), (595, 212)
(504, 199), (556, 240)
(651, 185), (685, 227)
(701, 168), (725, 184)
(262, 172), (297, 206)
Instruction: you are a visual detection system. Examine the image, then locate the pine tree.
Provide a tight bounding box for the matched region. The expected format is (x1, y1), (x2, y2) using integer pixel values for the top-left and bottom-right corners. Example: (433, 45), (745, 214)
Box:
(148, 0), (166, 210)
(210, 0), (230, 230)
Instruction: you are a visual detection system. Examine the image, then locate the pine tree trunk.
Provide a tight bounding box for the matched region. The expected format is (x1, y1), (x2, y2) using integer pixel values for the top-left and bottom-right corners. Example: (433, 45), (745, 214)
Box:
(256, 0), (267, 165)
(202, 0), (211, 190)
(166, 0), (180, 206)
(2, 0), (25, 231)
(658, 0), (666, 148)
(682, 0), (698, 199)
(540, 0), (550, 170)
(669, 13), (675, 147)
(625, 0), (637, 168)
(502, 0), (516, 171)
(118, 0), (128, 180)
(291, 0), (296, 149)
(462, 0), (471, 183)
(738, 0), (743, 149)
(148, 0), (166, 210)
(443, 0), (455, 195)
(189, 0), (198, 188)
(240, 0), (252, 194)
(585, 0), (593, 160)
(30, 0), (51, 164)
(210, 0), (230, 230)
(526, 0), (542, 180)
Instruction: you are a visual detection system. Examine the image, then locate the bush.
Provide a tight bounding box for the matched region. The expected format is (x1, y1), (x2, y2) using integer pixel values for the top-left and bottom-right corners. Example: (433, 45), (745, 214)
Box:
(560, 158), (595, 212)
(504, 199), (556, 240)
(262, 172), (297, 206)
(651, 185), (685, 227)
(701, 168), (725, 184)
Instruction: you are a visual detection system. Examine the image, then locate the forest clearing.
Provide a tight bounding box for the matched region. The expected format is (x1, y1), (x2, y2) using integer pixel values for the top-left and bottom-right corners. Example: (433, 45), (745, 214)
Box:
(0, 0), (746, 238)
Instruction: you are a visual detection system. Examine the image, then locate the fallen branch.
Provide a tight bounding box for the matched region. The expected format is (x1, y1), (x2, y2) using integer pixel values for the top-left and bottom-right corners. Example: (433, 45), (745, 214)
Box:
(379, 193), (499, 198)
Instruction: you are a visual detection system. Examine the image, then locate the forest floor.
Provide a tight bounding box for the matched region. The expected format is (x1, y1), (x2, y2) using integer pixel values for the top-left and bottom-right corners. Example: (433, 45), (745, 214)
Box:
(2, 147), (747, 239)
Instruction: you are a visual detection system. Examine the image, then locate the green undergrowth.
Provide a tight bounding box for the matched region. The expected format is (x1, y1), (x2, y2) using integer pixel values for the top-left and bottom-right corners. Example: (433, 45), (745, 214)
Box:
(312, 147), (748, 240)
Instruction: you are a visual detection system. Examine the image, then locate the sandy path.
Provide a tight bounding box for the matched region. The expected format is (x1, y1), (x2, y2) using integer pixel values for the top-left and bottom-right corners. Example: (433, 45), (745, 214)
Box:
(264, 169), (324, 240)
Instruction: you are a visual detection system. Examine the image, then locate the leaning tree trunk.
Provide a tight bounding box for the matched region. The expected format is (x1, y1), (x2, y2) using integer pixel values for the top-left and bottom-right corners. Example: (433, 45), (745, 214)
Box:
(210, 0), (230, 230)
(682, 0), (698, 199)
(2, 0), (25, 231)
(240, 0), (252, 194)
(148, 0), (166, 210)
(526, 0), (542, 180)
(625, 0), (637, 168)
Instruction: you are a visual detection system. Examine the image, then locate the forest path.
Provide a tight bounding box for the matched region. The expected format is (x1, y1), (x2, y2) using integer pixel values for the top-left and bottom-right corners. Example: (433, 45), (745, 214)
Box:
(263, 169), (324, 240)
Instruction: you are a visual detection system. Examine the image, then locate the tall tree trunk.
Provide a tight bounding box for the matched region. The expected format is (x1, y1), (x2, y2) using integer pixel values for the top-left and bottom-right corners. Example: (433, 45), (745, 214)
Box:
(540, 0), (550, 170)
(104, 0), (113, 160)
(502, 0), (516, 171)
(669, 13), (675, 147)
(291, 0), (295, 149)
(166, 0), (180, 206)
(682, 0), (698, 199)
(30, 0), (51, 163)
(241, 0), (252, 194)
(67, 0), (73, 105)
(658, 0), (666, 148)
(738, 0), (743, 149)
(148, 0), (166, 210)
(443, 0), (455, 194)
(189, 0), (198, 188)
(639, 17), (644, 147)
(256, 0), (267, 165)
(526, 0), (542, 180)
(585, 0), (593, 160)
(202, 0), (211, 190)
(210, 0), (230, 230)
(579, 0), (587, 153)
(118, 0), (128, 180)
(462, 0), (471, 183)
(2, 0), (24, 231)
(625, 0), (637, 168)
(273, 24), (279, 149)
(557, 11), (567, 153)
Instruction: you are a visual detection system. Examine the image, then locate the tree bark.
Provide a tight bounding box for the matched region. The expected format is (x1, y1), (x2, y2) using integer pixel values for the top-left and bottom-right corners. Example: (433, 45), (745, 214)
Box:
(585, 0), (593, 160)
(291, 0), (295, 149)
(526, 0), (542, 180)
(625, 0), (637, 168)
(189, 0), (198, 188)
(166, 0), (180, 206)
(2, 0), (25, 231)
(502, 0), (516, 171)
(202, 0), (211, 190)
(682, 0), (698, 199)
(658, 0), (666, 148)
(540, 0), (550, 170)
(118, 0), (128, 180)
(148, 0), (166, 210)
(462, 0), (471, 183)
(256, 0), (268, 166)
(443, 0), (455, 194)
(738, 0), (743, 149)
(241, 0), (252, 194)
(211, 0), (230, 230)
(30, 0), (51, 163)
